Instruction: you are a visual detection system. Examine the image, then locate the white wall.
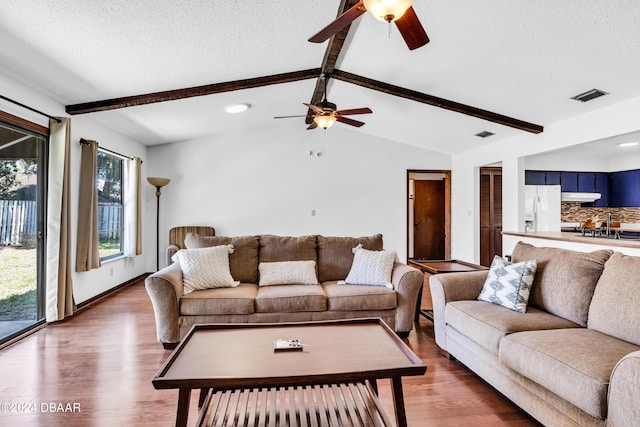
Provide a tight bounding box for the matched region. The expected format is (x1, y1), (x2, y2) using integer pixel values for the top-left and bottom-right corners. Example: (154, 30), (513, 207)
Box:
(451, 95), (640, 263)
(1, 72), (149, 304)
(147, 123), (451, 263)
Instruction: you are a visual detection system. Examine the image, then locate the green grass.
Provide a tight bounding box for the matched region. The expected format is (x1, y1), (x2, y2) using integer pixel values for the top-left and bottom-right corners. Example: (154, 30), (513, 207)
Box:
(99, 239), (122, 258)
(1, 241), (120, 321)
(0, 247), (37, 321)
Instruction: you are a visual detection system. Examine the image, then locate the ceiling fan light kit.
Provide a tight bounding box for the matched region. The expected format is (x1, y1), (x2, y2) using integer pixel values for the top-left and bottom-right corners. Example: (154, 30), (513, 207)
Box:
(309, 0), (428, 50)
(314, 115), (337, 129)
(363, 0), (413, 22)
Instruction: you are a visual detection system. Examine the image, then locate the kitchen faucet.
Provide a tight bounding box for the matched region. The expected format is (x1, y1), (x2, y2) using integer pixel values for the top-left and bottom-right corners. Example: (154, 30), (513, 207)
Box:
(606, 212), (613, 236)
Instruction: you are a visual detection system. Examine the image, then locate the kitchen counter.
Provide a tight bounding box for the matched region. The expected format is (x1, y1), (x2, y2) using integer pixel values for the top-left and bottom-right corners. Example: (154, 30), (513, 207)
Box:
(503, 231), (640, 249)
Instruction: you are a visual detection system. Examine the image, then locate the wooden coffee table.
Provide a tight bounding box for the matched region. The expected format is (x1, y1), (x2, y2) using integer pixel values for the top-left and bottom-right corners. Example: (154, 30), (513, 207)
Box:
(153, 318), (426, 427)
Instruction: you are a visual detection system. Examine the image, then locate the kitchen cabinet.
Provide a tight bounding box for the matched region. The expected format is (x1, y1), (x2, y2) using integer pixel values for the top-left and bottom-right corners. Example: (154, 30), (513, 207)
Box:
(578, 172), (596, 192)
(611, 170), (640, 207)
(525, 170), (546, 185)
(524, 169), (638, 207)
(546, 172), (562, 185)
(594, 172), (610, 207)
(561, 172), (578, 192)
(524, 170), (562, 185)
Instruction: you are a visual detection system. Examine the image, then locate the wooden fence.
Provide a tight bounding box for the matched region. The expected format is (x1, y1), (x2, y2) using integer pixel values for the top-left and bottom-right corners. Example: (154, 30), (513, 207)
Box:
(0, 200), (36, 246)
(0, 200), (121, 246)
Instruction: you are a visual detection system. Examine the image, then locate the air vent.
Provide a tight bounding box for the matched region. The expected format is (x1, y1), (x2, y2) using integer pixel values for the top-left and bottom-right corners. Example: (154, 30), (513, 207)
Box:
(571, 89), (608, 103)
(475, 131), (495, 138)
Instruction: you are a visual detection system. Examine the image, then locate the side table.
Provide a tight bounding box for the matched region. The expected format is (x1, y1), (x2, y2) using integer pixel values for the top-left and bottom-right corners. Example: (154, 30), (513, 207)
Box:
(409, 259), (488, 321)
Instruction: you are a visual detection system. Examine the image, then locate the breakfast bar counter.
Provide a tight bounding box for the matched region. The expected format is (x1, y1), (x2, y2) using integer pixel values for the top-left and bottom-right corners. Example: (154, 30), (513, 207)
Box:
(502, 231), (640, 257)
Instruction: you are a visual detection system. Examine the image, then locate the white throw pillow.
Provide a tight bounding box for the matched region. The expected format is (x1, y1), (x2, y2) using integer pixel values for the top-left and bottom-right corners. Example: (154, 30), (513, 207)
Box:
(477, 255), (537, 313)
(339, 244), (396, 289)
(174, 245), (239, 294)
(258, 260), (319, 286)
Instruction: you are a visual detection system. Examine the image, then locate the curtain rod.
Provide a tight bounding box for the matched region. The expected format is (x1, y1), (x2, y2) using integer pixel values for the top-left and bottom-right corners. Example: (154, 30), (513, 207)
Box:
(79, 138), (141, 163)
(0, 94), (62, 123)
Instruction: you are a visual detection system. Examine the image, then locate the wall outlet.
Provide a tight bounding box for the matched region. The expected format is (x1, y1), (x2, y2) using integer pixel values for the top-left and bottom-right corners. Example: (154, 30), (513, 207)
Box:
(109, 267), (114, 276)
(311, 209), (316, 216)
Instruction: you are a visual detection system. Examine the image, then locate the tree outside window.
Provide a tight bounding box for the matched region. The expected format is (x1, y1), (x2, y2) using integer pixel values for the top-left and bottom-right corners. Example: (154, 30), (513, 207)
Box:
(97, 151), (123, 260)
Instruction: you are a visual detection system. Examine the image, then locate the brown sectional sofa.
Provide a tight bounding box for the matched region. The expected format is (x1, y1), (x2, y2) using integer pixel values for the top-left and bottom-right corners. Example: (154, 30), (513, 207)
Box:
(145, 234), (423, 348)
(430, 242), (640, 427)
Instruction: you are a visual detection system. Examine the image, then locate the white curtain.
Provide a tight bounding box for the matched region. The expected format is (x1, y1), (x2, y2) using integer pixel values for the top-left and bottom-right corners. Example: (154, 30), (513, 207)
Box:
(123, 157), (142, 256)
(46, 117), (75, 322)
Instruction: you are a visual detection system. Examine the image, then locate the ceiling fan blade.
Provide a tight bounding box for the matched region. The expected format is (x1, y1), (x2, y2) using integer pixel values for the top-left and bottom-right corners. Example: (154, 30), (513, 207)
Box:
(308, 1), (366, 43)
(395, 6), (430, 50)
(335, 107), (372, 116)
(336, 116), (366, 127)
(307, 121), (318, 130)
(303, 102), (324, 114)
(273, 115), (306, 119)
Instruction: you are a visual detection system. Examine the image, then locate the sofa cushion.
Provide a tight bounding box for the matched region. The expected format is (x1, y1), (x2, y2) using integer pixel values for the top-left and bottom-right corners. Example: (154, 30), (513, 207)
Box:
(589, 252), (640, 346)
(323, 281), (397, 311)
(259, 235), (317, 264)
(477, 255), (537, 313)
(180, 283), (258, 315)
(317, 234), (383, 282)
(184, 234), (260, 283)
(511, 242), (612, 326)
(258, 260), (319, 286)
(255, 284), (326, 313)
(445, 300), (581, 355)
(174, 246), (239, 294)
(500, 328), (640, 419)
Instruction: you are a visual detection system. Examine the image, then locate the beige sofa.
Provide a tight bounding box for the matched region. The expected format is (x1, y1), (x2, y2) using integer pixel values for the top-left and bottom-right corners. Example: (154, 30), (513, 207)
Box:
(430, 242), (640, 427)
(146, 234), (423, 348)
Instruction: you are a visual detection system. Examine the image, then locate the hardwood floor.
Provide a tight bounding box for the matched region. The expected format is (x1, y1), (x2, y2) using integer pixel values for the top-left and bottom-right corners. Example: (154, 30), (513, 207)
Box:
(0, 280), (541, 426)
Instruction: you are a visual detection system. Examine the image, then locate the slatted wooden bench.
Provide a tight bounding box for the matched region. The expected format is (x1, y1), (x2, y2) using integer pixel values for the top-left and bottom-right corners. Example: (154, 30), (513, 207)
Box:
(196, 382), (393, 427)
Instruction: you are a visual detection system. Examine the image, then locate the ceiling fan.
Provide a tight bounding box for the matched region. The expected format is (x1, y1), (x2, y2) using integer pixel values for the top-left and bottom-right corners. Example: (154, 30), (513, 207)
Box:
(274, 75), (372, 130)
(309, 0), (429, 50)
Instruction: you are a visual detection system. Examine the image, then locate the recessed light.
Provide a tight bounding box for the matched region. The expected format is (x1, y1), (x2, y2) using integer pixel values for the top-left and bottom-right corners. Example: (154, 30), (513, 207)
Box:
(225, 103), (251, 114)
(618, 142), (639, 148)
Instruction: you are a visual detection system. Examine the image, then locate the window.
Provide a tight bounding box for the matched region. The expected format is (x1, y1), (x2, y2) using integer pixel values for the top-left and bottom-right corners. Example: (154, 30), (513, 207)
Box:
(97, 150), (123, 260)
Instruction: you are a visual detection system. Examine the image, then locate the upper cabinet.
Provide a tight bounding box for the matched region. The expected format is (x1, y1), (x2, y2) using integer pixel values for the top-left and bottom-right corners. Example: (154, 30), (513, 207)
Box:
(525, 170), (613, 206)
(594, 173), (610, 207)
(610, 170), (640, 207)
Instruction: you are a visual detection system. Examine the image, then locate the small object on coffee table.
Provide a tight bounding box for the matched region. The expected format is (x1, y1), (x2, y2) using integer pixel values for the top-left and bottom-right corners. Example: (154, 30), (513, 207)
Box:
(273, 338), (304, 351)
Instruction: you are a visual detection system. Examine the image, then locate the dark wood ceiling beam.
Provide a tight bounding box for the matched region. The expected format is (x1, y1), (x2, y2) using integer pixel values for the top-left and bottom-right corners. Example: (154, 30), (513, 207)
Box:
(306, 0), (360, 124)
(332, 69), (544, 133)
(66, 68), (322, 115)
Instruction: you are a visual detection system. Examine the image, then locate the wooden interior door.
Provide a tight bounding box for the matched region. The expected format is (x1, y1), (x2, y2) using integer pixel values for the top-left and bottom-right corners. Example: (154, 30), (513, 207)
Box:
(480, 167), (503, 266)
(413, 179), (446, 260)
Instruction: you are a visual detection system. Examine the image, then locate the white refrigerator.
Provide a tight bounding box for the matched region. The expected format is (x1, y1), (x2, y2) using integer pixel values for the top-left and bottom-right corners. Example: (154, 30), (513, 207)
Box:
(524, 185), (561, 232)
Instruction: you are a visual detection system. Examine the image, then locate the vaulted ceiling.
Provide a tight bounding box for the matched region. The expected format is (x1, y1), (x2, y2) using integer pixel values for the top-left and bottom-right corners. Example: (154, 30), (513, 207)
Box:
(1, 1), (640, 155)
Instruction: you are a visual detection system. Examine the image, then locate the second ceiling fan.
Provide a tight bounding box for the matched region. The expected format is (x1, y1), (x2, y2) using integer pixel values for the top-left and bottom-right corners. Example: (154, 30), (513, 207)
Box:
(309, 0), (429, 50)
(274, 74), (372, 130)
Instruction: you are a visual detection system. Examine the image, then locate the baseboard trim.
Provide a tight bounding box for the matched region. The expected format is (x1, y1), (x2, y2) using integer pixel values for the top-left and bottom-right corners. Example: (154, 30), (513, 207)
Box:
(75, 273), (150, 313)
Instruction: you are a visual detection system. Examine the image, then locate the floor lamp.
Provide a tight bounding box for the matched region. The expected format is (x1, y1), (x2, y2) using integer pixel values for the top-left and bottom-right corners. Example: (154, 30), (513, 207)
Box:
(147, 177), (170, 271)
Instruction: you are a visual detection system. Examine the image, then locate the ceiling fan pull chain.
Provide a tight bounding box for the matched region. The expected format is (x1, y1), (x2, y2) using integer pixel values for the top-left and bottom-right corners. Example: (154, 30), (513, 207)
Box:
(388, 22), (392, 39)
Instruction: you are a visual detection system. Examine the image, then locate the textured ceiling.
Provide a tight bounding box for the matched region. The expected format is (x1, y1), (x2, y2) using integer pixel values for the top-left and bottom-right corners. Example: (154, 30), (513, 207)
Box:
(1, 1), (639, 155)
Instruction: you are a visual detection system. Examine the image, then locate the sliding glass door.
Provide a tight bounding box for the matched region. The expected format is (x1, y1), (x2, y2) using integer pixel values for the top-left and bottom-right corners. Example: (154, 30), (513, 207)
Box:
(0, 122), (46, 344)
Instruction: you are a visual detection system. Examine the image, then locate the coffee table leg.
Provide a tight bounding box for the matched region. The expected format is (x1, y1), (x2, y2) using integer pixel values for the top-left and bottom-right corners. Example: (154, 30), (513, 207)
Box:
(175, 388), (191, 427)
(391, 377), (408, 427)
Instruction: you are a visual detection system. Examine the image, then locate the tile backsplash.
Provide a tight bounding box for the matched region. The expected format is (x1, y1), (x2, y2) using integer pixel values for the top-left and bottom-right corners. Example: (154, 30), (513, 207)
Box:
(561, 203), (640, 223)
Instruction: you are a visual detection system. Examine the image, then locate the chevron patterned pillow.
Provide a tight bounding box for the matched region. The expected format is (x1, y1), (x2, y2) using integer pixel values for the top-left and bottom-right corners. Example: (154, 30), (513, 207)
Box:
(478, 255), (537, 313)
